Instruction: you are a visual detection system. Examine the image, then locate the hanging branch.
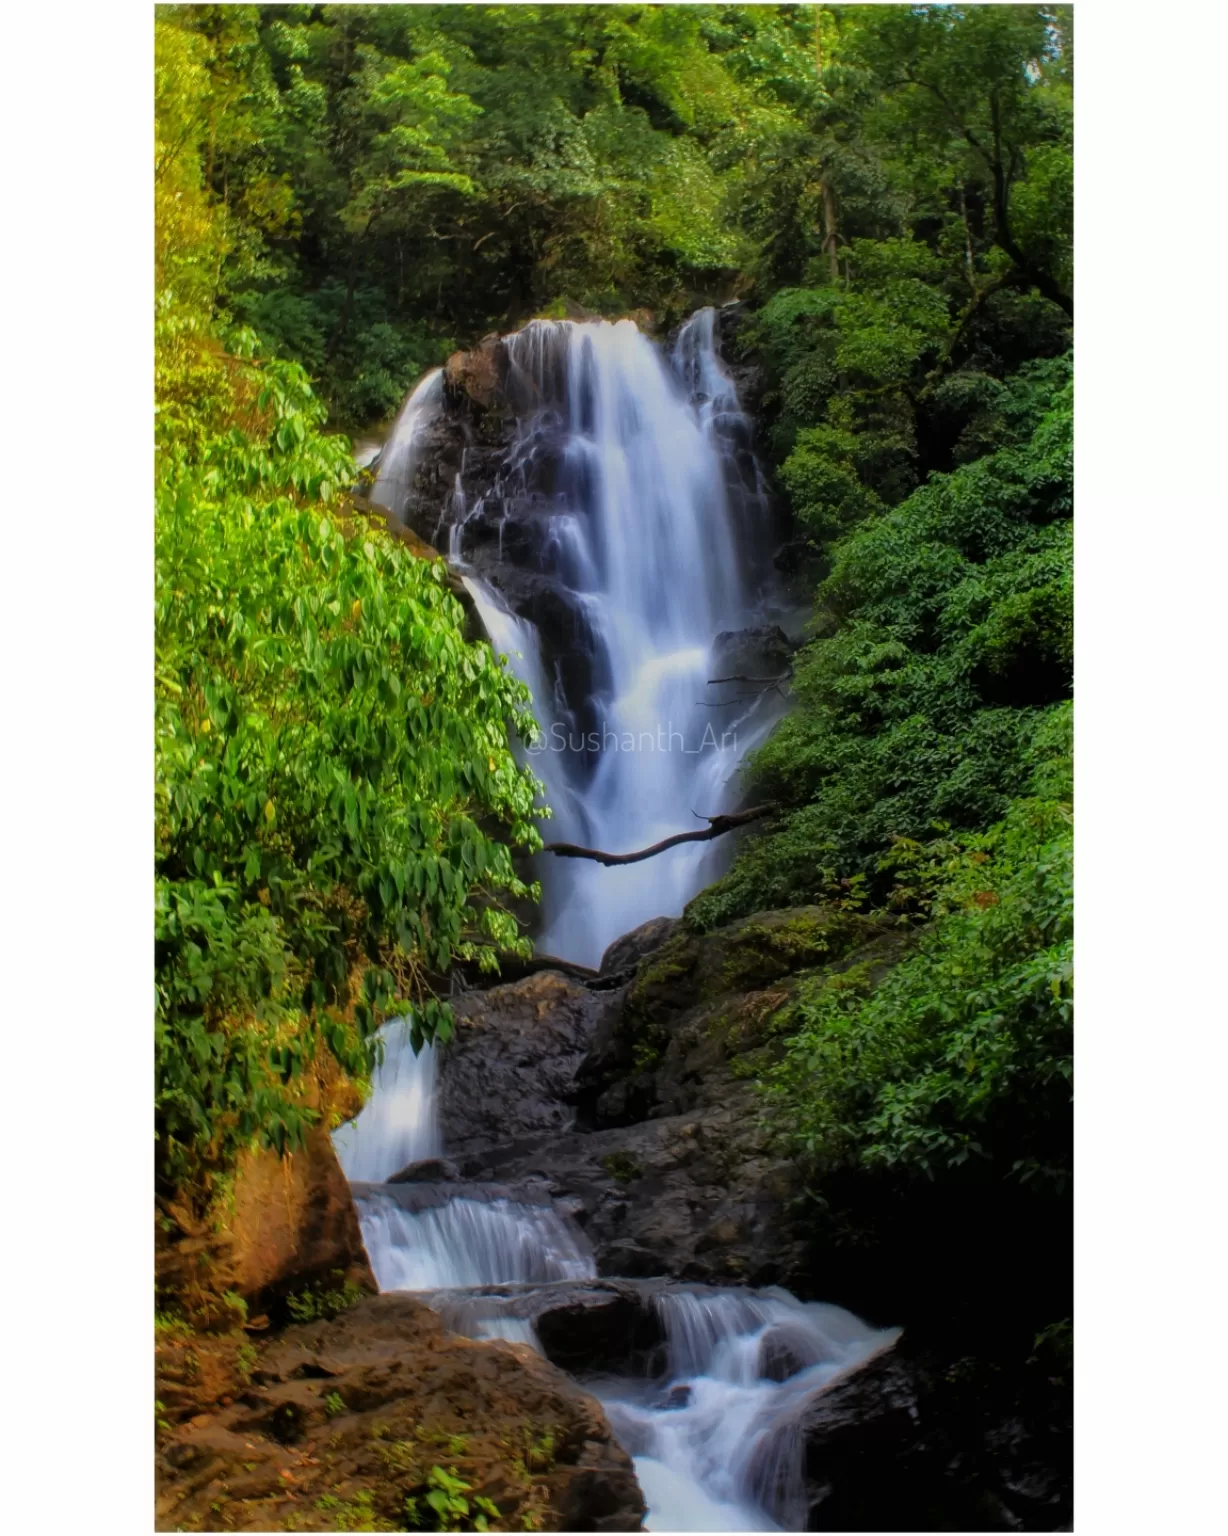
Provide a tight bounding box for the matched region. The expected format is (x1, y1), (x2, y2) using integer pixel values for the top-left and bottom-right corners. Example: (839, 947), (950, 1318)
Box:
(541, 805), (777, 867)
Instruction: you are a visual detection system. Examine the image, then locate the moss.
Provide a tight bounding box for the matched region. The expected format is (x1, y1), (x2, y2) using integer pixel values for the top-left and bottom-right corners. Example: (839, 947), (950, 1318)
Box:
(601, 1151), (643, 1184)
(712, 908), (871, 993)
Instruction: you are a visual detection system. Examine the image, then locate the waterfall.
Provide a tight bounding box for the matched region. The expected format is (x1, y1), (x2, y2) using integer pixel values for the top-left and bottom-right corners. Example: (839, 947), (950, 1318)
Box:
(602, 1292), (898, 1532)
(331, 1021), (894, 1533)
(330, 311), (882, 1532)
(332, 1022), (440, 1184)
(368, 366), (443, 520)
(334, 1020), (597, 1299)
(350, 1196), (594, 1295)
(451, 311), (783, 967)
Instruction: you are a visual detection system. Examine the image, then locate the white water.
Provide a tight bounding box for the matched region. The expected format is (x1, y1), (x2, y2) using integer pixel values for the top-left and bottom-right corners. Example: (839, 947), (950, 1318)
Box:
(603, 1290), (897, 1531)
(331, 313), (885, 1530)
(353, 1195), (594, 1294)
(368, 366), (444, 520)
(332, 1022), (440, 1184)
(450, 312), (781, 967)
(336, 1020), (598, 1296)
(332, 1017), (893, 1532)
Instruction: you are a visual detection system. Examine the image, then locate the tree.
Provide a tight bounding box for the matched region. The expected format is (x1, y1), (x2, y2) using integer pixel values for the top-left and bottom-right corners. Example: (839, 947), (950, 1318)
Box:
(155, 22), (545, 1195)
(854, 4), (1073, 315)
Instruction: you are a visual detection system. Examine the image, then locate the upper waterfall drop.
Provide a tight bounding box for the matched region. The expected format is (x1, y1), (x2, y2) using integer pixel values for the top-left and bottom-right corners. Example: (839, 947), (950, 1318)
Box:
(442, 309), (783, 967)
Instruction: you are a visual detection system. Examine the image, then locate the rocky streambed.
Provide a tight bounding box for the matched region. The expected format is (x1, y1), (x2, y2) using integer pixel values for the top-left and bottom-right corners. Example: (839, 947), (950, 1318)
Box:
(156, 903), (1071, 1534)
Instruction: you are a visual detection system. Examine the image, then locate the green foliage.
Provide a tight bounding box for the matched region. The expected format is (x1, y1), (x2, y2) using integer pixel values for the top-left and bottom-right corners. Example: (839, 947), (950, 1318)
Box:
(764, 707), (1072, 1189)
(601, 1151), (642, 1185)
(693, 359), (1072, 930)
(155, 25), (550, 1194)
(154, 6), (1071, 427)
(324, 1391), (347, 1419)
(403, 1465), (500, 1533)
(314, 1488), (396, 1533)
(221, 1289), (248, 1325)
(155, 1311), (194, 1342)
(284, 1273), (365, 1325)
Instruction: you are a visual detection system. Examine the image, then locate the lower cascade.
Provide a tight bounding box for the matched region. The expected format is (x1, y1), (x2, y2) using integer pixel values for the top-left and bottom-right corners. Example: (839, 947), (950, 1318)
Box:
(335, 1024), (895, 1532)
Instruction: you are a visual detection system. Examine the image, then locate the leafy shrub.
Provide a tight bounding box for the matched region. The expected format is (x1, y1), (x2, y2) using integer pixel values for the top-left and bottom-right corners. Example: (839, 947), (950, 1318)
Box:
(764, 708), (1072, 1189)
(692, 360), (1072, 929)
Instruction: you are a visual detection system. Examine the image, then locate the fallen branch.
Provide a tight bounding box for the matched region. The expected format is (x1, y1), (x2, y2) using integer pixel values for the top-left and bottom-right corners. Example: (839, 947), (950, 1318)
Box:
(542, 804), (776, 866)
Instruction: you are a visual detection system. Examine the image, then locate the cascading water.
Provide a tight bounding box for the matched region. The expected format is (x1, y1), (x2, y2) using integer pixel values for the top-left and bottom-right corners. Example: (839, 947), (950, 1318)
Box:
(368, 366), (443, 521)
(605, 1290), (897, 1532)
(335, 1021), (894, 1530)
(335, 312), (886, 1531)
(337, 1021), (594, 1294)
(448, 312), (785, 967)
(332, 1022), (440, 1184)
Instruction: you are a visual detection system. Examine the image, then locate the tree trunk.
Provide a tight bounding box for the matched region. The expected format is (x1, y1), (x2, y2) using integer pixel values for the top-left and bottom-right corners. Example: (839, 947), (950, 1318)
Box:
(821, 179), (839, 284)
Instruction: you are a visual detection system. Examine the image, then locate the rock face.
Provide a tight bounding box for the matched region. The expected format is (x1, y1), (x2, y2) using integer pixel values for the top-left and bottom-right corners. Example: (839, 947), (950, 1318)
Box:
(711, 623), (795, 683)
(599, 916), (679, 978)
(746, 1340), (1074, 1532)
(156, 1059), (376, 1319)
(224, 1121), (375, 1307)
(444, 332), (510, 411)
(418, 1278), (671, 1378)
(387, 1156), (462, 1185)
(436, 906), (913, 1288)
(155, 1293), (645, 1533)
(440, 970), (620, 1165)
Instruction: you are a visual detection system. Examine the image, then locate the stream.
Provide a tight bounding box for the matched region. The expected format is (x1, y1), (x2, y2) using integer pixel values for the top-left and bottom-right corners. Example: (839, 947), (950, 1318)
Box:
(336, 312), (892, 1530)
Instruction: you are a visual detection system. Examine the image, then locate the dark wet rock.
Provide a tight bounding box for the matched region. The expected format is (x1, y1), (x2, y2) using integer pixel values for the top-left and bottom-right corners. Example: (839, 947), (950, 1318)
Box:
(599, 916), (679, 978)
(657, 1384), (692, 1411)
(711, 624), (795, 683)
(351, 1180), (557, 1214)
(438, 910), (913, 1288)
(440, 971), (622, 1164)
(156, 1293), (646, 1533)
(742, 1338), (1073, 1533)
(386, 1155), (461, 1185)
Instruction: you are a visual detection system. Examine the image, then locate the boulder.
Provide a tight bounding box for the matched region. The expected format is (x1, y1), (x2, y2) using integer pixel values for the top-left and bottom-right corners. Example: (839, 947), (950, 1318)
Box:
(224, 1120), (376, 1308)
(743, 1339), (1073, 1532)
(444, 332), (511, 412)
(439, 970), (620, 1164)
(156, 1053), (375, 1318)
(710, 624), (794, 683)
(599, 916), (679, 978)
(386, 1156), (461, 1185)
(435, 909), (912, 1288)
(156, 1293), (646, 1532)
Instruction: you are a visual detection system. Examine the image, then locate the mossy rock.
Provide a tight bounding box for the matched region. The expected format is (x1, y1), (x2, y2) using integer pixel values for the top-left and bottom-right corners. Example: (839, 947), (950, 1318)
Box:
(626, 906), (881, 1030)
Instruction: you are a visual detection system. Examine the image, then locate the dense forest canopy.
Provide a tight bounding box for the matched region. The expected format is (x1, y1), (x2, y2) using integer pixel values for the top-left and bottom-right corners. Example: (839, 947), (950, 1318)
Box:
(155, 3), (1071, 1227)
(159, 3), (1071, 420)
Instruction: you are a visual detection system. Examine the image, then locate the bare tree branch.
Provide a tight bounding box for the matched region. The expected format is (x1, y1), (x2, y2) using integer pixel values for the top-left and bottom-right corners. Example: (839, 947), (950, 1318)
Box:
(707, 674), (792, 685)
(542, 805), (777, 867)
